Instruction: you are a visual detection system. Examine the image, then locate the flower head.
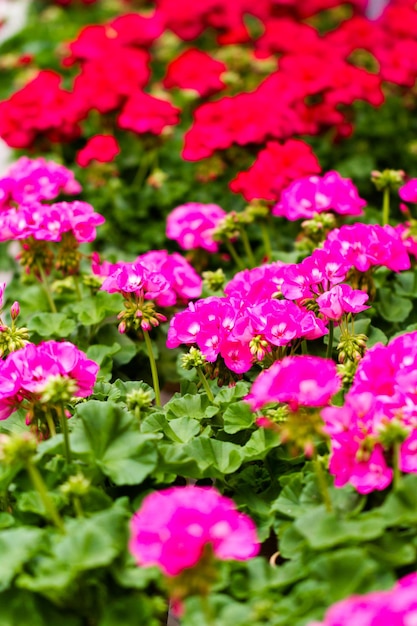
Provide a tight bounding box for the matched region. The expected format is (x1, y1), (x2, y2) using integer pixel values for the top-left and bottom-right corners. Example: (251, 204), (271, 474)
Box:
(129, 485), (259, 577)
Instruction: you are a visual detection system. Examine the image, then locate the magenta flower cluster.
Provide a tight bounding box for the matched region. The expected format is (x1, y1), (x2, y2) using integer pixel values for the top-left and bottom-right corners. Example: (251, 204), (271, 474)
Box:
(245, 355), (341, 412)
(0, 157), (104, 244)
(129, 485), (259, 577)
(323, 331), (417, 494)
(166, 202), (227, 253)
(0, 340), (99, 420)
(272, 170), (366, 220)
(96, 249), (202, 307)
(310, 572), (417, 626)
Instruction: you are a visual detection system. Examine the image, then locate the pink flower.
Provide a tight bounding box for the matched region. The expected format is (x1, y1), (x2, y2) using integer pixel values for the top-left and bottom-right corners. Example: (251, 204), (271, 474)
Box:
(76, 135), (120, 167)
(311, 572), (417, 626)
(245, 355), (341, 412)
(166, 202), (226, 253)
(129, 485), (259, 577)
(0, 341), (99, 419)
(316, 284), (369, 321)
(399, 179), (417, 203)
(272, 171), (366, 220)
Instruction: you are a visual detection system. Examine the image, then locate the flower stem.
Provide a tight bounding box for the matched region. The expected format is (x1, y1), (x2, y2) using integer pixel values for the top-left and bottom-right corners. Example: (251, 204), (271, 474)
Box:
(240, 228), (257, 268)
(143, 330), (161, 406)
(261, 221), (273, 261)
(224, 240), (245, 270)
(45, 411), (57, 438)
(326, 321), (334, 360)
(197, 366), (215, 402)
(58, 405), (72, 464)
(37, 262), (57, 313)
(393, 442), (402, 490)
(382, 187), (390, 226)
(25, 459), (65, 532)
(313, 453), (332, 513)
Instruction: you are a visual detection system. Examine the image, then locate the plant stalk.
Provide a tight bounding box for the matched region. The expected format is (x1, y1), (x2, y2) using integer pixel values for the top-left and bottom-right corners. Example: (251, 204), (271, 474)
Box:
(143, 329), (161, 406)
(26, 460), (65, 532)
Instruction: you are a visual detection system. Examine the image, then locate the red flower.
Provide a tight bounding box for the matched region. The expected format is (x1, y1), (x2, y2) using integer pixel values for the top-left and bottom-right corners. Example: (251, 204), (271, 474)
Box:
(76, 135), (120, 167)
(164, 48), (226, 97)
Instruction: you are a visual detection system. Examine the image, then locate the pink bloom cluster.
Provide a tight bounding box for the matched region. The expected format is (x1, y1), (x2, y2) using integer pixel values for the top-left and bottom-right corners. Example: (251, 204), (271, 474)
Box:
(96, 249), (202, 307)
(229, 139), (321, 202)
(399, 178), (417, 203)
(0, 200), (105, 244)
(0, 340), (99, 420)
(323, 223), (411, 272)
(167, 261), (328, 373)
(0, 156), (81, 209)
(322, 331), (417, 494)
(166, 202), (227, 252)
(310, 572), (417, 626)
(129, 485), (259, 577)
(272, 171), (366, 220)
(245, 355), (341, 412)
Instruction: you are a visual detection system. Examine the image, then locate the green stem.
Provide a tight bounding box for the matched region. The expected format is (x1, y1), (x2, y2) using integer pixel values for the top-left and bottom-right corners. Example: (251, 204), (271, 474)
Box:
(240, 228), (257, 268)
(45, 411), (57, 438)
(393, 442), (402, 490)
(58, 405), (72, 464)
(313, 454), (332, 513)
(37, 262), (57, 313)
(224, 240), (245, 270)
(197, 367), (215, 402)
(201, 594), (215, 626)
(143, 330), (161, 406)
(382, 186), (390, 226)
(26, 460), (65, 532)
(73, 496), (84, 518)
(73, 275), (83, 302)
(301, 339), (308, 355)
(326, 321), (334, 360)
(261, 221), (273, 261)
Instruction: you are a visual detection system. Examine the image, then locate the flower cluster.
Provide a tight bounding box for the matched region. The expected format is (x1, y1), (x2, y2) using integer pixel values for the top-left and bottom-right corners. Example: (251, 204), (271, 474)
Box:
(129, 485), (259, 577)
(97, 250), (202, 333)
(323, 223), (411, 273)
(272, 171), (366, 220)
(0, 156), (81, 208)
(322, 331), (417, 493)
(166, 202), (227, 252)
(229, 139), (321, 202)
(0, 340), (99, 421)
(245, 355), (341, 412)
(167, 285), (327, 374)
(310, 572), (417, 626)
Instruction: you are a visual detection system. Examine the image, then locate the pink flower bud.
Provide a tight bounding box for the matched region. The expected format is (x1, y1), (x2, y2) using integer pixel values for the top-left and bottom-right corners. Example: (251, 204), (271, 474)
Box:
(10, 301), (20, 320)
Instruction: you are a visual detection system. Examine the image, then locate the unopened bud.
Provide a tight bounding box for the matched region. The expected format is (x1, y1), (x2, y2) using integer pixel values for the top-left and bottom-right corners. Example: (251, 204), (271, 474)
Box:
(10, 301), (20, 320)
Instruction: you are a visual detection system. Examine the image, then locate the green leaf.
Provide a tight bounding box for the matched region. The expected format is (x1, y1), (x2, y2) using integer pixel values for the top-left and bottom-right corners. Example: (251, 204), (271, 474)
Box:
(294, 507), (386, 549)
(71, 401), (158, 485)
(223, 401), (254, 434)
(28, 313), (76, 338)
(377, 289), (413, 322)
(165, 393), (218, 420)
(159, 437), (243, 479)
(69, 291), (121, 326)
(309, 547), (385, 603)
(18, 502), (129, 604)
(0, 527), (45, 592)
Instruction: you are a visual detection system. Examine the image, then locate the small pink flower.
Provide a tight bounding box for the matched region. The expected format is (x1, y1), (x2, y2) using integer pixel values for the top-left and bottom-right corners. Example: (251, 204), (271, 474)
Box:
(129, 485), (259, 577)
(316, 284), (369, 321)
(245, 355), (341, 412)
(399, 179), (417, 203)
(166, 202), (226, 253)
